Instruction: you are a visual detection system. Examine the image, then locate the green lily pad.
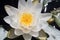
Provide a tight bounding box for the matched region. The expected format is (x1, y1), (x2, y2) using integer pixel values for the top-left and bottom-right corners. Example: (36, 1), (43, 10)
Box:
(55, 18), (60, 27)
(55, 16), (60, 27)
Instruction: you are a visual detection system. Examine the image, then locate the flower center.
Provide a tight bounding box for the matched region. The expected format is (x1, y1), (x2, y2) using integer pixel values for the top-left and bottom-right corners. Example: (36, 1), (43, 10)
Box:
(20, 12), (33, 26)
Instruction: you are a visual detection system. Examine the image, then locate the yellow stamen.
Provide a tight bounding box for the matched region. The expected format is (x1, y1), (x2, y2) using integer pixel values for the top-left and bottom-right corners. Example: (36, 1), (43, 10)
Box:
(19, 12), (33, 26)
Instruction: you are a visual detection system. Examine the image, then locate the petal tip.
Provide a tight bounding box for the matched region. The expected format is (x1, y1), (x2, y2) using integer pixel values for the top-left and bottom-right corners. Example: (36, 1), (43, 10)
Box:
(4, 5), (10, 9)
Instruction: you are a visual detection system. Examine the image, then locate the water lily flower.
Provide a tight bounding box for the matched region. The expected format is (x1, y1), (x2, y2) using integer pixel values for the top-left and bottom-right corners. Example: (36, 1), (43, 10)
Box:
(4, 0), (52, 40)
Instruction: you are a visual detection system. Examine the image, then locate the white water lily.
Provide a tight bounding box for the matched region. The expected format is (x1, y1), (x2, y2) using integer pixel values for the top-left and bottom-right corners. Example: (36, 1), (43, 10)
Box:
(4, 0), (52, 40)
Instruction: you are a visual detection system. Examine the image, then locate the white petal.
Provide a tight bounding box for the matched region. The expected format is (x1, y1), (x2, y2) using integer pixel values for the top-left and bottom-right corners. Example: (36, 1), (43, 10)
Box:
(26, 0), (33, 7)
(23, 34), (32, 40)
(29, 31), (39, 37)
(0, 27), (8, 40)
(14, 29), (24, 36)
(47, 30), (60, 40)
(19, 26), (31, 33)
(4, 16), (20, 29)
(4, 16), (12, 24)
(47, 35), (55, 40)
(40, 0), (43, 3)
(40, 13), (52, 21)
(45, 0), (51, 4)
(51, 28), (60, 36)
(31, 26), (41, 32)
(44, 3), (48, 7)
(18, 0), (26, 9)
(44, 3), (48, 12)
(40, 21), (49, 29)
(33, 3), (42, 13)
(55, 36), (60, 40)
(4, 5), (18, 16)
(42, 25), (60, 36)
(42, 26), (52, 35)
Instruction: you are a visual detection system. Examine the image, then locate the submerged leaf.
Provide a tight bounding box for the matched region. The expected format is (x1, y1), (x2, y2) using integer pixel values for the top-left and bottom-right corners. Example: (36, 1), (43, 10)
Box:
(7, 29), (18, 39)
(38, 29), (47, 40)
